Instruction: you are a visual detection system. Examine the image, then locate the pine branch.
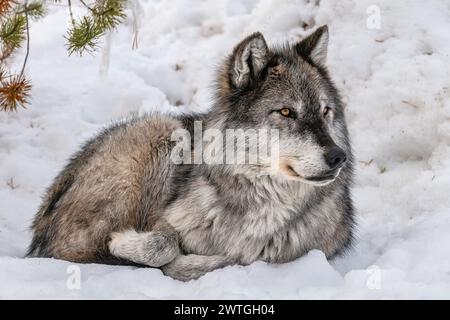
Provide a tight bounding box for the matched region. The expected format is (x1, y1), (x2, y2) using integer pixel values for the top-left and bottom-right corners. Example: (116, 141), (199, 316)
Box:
(67, 0), (75, 25)
(66, 0), (127, 56)
(0, 14), (26, 50)
(0, 74), (31, 111)
(0, 0), (130, 112)
(17, 1), (45, 20)
(0, 0), (42, 112)
(0, 0), (17, 17)
(92, 0), (126, 30)
(20, 0), (29, 76)
(0, 43), (13, 62)
(79, 0), (94, 12)
(66, 15), (103, 55)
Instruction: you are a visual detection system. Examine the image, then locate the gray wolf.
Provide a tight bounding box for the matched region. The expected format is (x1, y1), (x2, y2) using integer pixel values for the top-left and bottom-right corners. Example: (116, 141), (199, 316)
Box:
(27, 26), (354, 281)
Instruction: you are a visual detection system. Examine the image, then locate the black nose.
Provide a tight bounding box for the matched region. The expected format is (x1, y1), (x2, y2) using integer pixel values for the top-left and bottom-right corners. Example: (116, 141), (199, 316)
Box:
(324, 147), (347, 170)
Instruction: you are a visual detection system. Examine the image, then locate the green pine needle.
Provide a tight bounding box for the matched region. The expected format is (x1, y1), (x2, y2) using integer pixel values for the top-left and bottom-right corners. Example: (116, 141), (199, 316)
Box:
(93, 0), (127, 30)
(0, 14), (27, 51)
(23, 1), (46, 20)
(66, 0), (128, 56)
(66, 15), (103, 56)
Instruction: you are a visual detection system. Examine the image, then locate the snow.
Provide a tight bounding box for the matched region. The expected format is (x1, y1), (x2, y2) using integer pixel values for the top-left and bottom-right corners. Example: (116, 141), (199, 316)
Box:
(1, 0), (450, 299)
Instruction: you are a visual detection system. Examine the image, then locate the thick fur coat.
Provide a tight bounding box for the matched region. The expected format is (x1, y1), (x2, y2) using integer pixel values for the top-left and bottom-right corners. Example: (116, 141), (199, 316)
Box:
(28, 26), (355, 281)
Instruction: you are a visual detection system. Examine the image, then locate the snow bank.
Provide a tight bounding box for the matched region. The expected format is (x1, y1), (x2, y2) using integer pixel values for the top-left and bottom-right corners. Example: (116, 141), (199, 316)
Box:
(1, 0), (450, 299)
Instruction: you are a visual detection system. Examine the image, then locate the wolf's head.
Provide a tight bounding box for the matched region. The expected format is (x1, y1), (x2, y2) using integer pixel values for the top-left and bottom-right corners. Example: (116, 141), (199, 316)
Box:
(211, 26), (351, 186)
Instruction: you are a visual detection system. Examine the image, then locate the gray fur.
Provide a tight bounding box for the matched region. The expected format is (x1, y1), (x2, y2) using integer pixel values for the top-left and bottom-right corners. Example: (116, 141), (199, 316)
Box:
(162, 255), (236, 282)
(109, 228), (179, 267)
(230, 32), (269, 88)
(27, 26), (354, 281)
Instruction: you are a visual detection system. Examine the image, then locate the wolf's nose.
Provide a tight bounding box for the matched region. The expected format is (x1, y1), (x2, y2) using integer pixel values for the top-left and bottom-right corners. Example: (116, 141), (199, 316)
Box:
(324, 147), (347, 170)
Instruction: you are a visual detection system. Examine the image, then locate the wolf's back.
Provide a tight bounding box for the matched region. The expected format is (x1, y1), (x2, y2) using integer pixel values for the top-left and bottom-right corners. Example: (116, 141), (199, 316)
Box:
(27, 114), (183, 260)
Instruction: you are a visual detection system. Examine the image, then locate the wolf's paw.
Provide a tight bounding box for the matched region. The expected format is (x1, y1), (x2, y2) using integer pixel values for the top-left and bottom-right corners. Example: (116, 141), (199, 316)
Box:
(108, 229), (140, 257)
(108, 229), (179, 267)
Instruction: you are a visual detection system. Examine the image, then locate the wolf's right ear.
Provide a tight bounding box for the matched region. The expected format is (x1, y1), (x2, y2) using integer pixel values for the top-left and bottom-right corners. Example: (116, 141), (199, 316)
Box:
(295, 25), (329, 66)
(228, 32), (269, 89)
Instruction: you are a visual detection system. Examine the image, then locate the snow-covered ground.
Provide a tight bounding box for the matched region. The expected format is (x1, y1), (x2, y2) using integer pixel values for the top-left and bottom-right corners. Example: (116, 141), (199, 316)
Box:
(1, 0), (450, 299)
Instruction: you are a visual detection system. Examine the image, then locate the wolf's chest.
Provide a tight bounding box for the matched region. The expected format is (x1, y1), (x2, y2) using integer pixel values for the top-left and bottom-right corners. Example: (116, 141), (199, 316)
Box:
(163, 177), (340, 263)
(171, 200), (306, 263)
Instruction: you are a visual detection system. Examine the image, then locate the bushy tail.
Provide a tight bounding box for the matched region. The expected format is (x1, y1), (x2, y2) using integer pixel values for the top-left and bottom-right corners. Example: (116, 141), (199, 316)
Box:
(26, 170), (75, 257)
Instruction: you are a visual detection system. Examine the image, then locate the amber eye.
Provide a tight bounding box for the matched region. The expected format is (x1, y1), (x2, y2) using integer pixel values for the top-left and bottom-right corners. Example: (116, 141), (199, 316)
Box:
(280, 108), (291, 117)
(323, 106), (331, 117)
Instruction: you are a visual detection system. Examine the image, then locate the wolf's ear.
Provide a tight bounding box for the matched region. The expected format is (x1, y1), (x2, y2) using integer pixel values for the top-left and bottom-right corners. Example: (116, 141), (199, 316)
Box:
(229, 32), (269, 89)
(295, 25), (329, 66)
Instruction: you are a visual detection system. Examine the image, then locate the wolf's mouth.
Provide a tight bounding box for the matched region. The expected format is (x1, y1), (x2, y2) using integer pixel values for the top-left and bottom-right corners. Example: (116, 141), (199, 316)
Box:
(304, 168), (341, 183)
(284, 165), (340, 186)
(305, 174), (337, 182)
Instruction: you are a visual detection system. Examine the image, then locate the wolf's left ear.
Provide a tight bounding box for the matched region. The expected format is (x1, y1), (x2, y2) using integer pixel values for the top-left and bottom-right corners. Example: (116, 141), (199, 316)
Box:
(229, 32), (269, 89)
(295, 25), (329, 66)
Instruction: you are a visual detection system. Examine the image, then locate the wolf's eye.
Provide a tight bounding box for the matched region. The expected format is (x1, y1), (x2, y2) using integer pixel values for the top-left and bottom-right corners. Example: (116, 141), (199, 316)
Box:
(280, 108), (291, 117)
(323, 106), (332, 117)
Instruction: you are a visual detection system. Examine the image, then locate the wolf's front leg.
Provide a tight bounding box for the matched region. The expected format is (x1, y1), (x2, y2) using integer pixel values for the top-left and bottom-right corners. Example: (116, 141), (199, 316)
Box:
(108, 222), (180, 267)
(161, 254), (236, 281)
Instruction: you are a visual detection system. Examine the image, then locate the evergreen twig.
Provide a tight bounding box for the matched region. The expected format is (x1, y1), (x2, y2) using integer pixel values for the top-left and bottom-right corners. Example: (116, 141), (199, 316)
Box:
(0, 0), (130, 111)
(0, 74), (31, 111)
(66, 0), (127, 56)
(79, 0), (94, 12)
(0, 0), (34, 111)
(0, 14), (26, 50)
(0, 0), (17, 17)
(20, 0), (29, 76)
(67, 0), (74, 25)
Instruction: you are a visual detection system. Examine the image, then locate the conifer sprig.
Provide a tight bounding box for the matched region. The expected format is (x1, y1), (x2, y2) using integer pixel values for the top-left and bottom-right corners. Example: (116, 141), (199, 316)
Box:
(66, 0), (127, 56)
(0, 0), (130, 112)
(0, 14), (26, 50)
(17, 1), (46, 20)
(0, 73), (31, 111)
(66, 15), (103, 54)
(0, 0), (39, 111)
(0, 0), (17, 17)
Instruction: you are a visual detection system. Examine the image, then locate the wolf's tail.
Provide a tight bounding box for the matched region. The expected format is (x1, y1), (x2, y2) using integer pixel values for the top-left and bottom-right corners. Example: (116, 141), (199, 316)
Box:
(26, 166), (76, 257)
